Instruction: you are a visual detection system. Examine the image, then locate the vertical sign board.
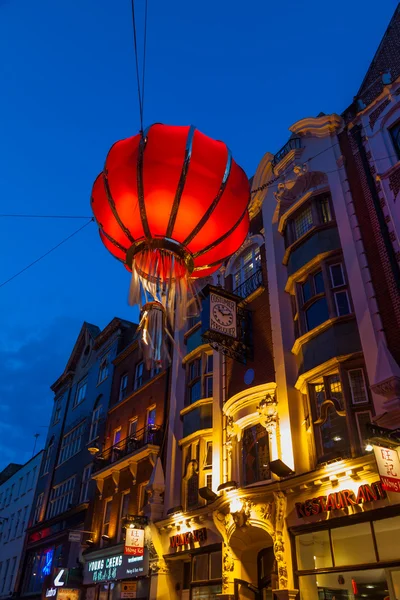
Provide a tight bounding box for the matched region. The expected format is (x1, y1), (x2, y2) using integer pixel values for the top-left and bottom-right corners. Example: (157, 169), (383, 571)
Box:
(124, 528), (144, 556)
(374, 445), (400, 493)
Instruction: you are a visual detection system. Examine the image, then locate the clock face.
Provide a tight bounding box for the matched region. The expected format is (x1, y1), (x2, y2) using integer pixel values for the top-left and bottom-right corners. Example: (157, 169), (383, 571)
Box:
(212, 303), (234, 327)
(209, 293), (237, 338)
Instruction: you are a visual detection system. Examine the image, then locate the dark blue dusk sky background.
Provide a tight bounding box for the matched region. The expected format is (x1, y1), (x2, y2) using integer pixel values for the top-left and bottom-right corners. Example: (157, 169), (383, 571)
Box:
(0, 0), (397, 468)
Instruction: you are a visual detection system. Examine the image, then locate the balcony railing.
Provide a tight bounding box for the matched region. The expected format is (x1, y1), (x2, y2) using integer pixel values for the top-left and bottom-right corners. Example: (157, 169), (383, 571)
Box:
(93, 425), (163, 472)
(271, 137), (302, 167)
(233, 268), (263, 299)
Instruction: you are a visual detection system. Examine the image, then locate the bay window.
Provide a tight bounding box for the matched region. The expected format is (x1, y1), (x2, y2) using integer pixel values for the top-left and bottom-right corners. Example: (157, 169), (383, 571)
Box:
(284, 192), (334, 246)
(187, 352), (213, 405)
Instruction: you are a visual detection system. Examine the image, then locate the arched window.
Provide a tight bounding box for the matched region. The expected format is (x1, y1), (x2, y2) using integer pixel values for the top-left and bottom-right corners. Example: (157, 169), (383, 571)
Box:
(242, 424), (270, 486)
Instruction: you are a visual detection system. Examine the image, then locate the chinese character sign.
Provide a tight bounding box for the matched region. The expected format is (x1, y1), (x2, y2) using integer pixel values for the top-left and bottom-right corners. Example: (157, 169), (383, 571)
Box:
(125, 528), (145, 556)
(374, 445), (400, 493)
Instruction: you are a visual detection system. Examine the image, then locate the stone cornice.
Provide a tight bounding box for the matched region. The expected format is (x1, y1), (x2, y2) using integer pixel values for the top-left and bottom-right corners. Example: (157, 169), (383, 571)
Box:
(289, 114), (343, 138)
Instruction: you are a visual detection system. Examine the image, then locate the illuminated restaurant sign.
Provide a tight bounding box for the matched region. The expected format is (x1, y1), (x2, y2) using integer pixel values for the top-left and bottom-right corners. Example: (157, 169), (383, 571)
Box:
(170, 527), (207, 548)
(374, 445), (400, 493)
(125, 528), (144, 556)
(295, 481), (386, 518)
(83, 552), (149, 584)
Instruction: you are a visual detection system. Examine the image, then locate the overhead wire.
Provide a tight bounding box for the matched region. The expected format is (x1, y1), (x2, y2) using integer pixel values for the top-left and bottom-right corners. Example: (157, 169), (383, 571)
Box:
(0, 218), (94, 289)
(0, 214), (93, 219)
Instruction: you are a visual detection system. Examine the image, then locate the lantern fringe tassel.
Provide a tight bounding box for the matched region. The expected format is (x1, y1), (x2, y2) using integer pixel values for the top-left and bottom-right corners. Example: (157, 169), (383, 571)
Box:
(128, 247), (201, 369)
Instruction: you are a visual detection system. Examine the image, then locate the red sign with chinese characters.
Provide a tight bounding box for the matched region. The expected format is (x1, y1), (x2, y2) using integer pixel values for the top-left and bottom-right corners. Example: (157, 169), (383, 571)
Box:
(374, 445), (400, 493)
(124, 528), (144, 556)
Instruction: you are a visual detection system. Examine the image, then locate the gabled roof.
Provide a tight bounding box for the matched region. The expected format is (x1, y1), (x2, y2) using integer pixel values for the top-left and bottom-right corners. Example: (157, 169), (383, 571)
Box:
(356, 4), (400, 106)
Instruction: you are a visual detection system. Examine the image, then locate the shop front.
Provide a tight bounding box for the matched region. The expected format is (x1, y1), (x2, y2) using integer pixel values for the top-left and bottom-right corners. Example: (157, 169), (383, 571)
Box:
(287, 462), (400, 600)
(83, 545), (149, 600)
(156, 516), (223, 600)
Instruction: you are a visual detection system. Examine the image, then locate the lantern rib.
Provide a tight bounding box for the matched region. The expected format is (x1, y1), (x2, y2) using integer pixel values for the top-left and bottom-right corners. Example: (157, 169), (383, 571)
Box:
(166, 125), (196, 239)
(99, 228), (129, 255)
(192, 204), (249, 259)
(182, 148), (232, 248)
(137, 128), (151, 239)
(102, 172), (135, 244)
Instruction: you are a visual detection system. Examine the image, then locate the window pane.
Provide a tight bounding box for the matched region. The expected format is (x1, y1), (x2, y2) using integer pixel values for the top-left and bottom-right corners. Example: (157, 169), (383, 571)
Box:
(331, 523), (375, 566)
(320, 196), (332, 223)
(296, 531), (332, 571)
(183, 562), (191, 590)
(299, 569), (390, 600)
(330, 264), (345, 287)
(205, 376), (213, 398)
(206, 354), (213, 374)
(314, 271), (324, 294)
(294, 205), (313, 239)
(319, 406), (349, 460)
(390, 121), (400, 159)
(305, 297), (329, 331)
(313, 383), (325, 408)
(356, 411), (373, 449)
(190, 381), (201, 404)
(302, 280), (312, 304)
(374, 515), (400, 561)
(205, 442), (212, 467)
(242, 424), (270, 486)
(335, 291), (350, 316)
(193, 554), (209, 581)
(209, 551), (222, 579)
(327, 374), (344, 408)
(192, 585), (222, 599)
(348, 369), (367, 404)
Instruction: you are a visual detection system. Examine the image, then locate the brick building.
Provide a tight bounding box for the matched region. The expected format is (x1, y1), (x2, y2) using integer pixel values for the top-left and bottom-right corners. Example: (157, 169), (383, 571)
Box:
(81, 329), (170, 600)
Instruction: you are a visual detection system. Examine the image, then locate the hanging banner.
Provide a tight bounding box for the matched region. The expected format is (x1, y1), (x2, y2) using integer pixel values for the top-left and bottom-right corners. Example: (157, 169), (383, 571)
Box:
(374, 445), (400, 493)
(124, 528), (144, 556)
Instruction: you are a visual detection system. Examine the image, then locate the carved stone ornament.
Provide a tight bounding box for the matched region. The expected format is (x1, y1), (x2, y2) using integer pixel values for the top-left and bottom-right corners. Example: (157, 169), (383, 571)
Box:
(257, 393), (278, 435)
(222, 542), (235, 591)
(273, 164), (328, 212)
(273, 492), (289, 590)
(149, 559), (169, 575)
(256, 502), (273, 522)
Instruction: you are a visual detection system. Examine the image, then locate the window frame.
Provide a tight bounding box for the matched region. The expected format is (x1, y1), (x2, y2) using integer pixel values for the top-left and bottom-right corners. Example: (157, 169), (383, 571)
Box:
(79, 464), (93, 504)
(134, 362), (144, 390)
(186, 352), (213, 406)
(89, 404), (102, 442)
(47, 476), (76, 520)
(97, 354), (110, 384)
(58, 422), (85, 466)
(74, 377), (88, 408)
(233, 244), (262, 291)
(101, 497), (113, 544)
(33, 493), (44, 524)
(348, 368), (368, 405)
(118, 491), (131, 542)
(389, 119), (400, 160)
(53, 397), (62, 425)
(119, 373), (129, 401)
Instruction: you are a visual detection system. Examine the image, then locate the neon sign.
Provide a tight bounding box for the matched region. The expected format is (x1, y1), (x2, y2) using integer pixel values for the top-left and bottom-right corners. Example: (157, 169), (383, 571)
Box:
(42, 548), (54, 577)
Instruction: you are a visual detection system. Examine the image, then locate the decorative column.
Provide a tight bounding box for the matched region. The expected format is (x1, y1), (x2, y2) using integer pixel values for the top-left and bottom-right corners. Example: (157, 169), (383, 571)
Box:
(272, 492), (298, 600)
(257, 393), (279, 460)
(148, 560), (171, 600)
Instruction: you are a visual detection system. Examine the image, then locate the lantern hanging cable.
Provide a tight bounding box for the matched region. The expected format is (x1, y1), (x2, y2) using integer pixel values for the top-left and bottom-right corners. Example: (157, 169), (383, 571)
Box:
(0, 218), (94, 289)
(130, 0), (148, 134)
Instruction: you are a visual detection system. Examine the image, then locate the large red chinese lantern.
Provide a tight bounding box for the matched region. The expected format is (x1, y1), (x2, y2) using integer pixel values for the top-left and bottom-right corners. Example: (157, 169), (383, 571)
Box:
(91, 123), (250, 366)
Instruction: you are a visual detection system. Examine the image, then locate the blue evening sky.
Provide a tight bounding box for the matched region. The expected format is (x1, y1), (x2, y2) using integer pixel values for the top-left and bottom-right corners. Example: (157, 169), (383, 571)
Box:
(0, 0), (397, 468)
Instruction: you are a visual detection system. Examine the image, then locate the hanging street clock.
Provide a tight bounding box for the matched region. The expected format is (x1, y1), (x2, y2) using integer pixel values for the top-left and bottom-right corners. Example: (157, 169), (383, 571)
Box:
(201, 285), (252, 363)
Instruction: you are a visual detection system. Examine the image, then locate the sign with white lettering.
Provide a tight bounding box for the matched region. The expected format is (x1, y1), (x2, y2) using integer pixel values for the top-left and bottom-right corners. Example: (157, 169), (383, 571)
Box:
(374, 445), (400, 493)
(83, 552), (149, 585)
(125, 528), (144, 556)
(53, 569), (68, 588)
(68, 531), (83, 543)
(121, 582), (137, 598)
(295, 481), (386, 519)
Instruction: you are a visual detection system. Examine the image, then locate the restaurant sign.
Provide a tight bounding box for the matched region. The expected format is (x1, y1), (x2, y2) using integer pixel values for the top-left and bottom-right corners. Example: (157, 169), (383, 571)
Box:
(83, 552), (149, 585)
(295, 481), (386, 518)
(170, 527), (207, 548)
(125, 528), (144, 556)
(374, 445), (400, 493)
